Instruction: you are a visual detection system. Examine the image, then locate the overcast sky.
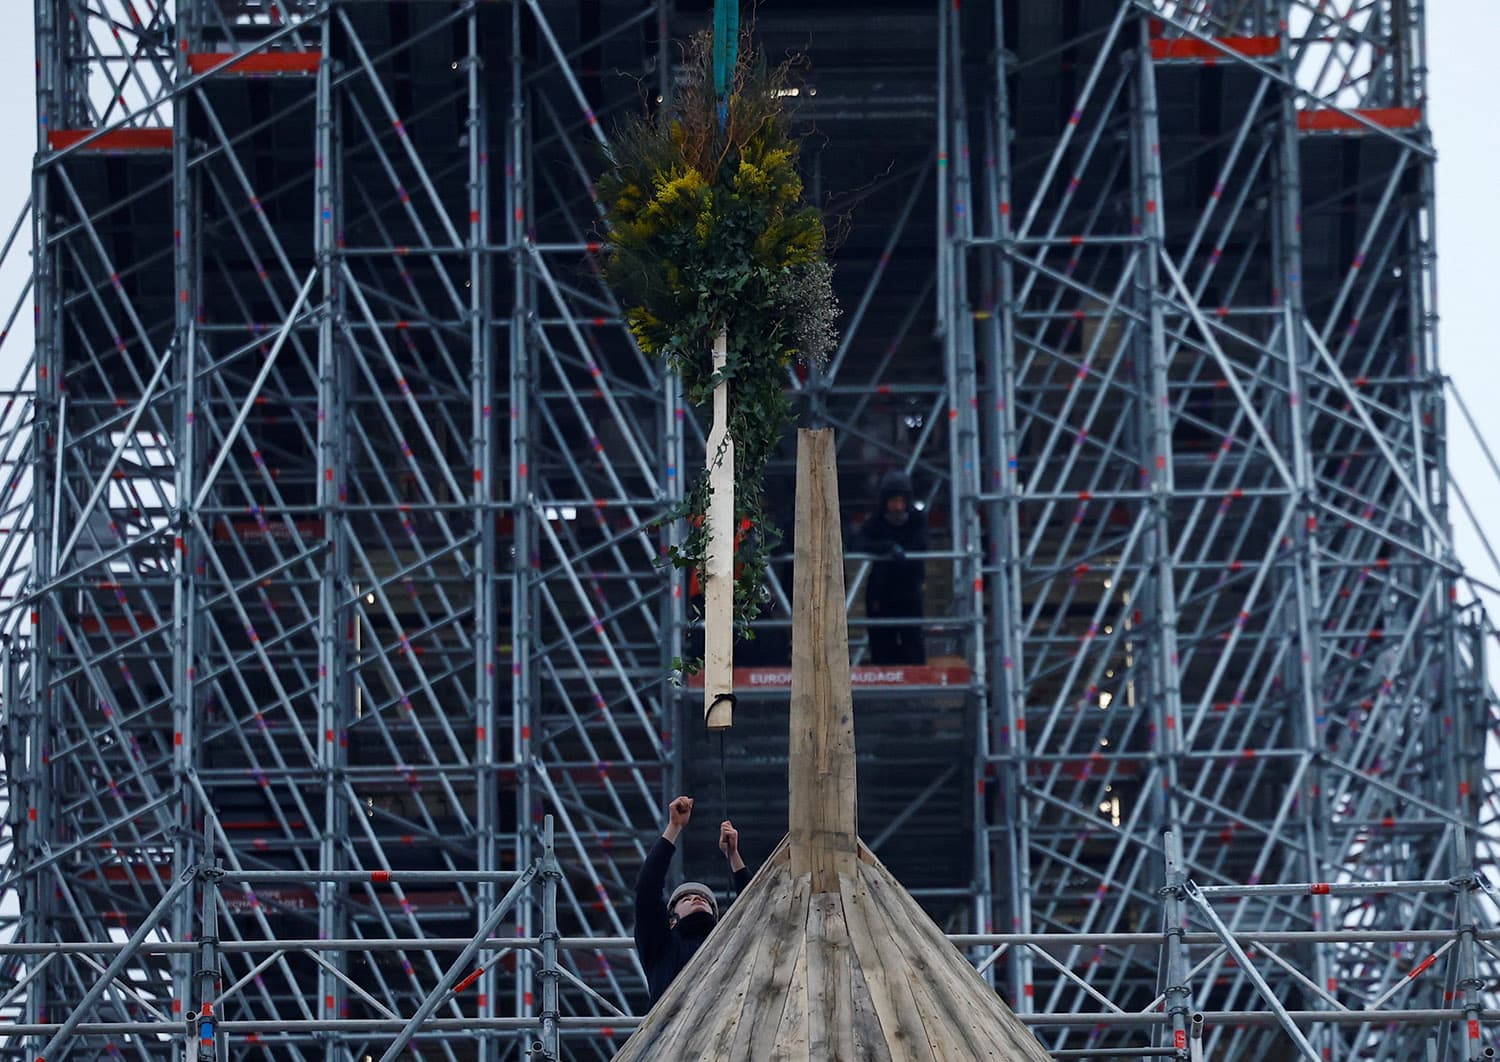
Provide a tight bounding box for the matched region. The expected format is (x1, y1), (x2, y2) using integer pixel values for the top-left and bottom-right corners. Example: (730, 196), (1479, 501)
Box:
(0, 6), (1493, 610)
(1427, 5), (1500, 619)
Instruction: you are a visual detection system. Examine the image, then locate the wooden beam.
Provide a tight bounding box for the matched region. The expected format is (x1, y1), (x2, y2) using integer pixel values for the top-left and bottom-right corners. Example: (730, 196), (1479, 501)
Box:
(789, 429), (857, 892)
(703, 328), (734, 731)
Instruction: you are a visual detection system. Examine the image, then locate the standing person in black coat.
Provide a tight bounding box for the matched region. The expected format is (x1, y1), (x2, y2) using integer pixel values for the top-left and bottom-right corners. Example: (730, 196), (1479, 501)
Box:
(633, 796), (753, 1006)
(851, 469), (929, 665)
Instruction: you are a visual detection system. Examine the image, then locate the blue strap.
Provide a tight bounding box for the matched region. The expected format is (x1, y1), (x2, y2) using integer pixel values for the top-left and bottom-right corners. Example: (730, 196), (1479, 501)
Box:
(712, 0), (739, 113)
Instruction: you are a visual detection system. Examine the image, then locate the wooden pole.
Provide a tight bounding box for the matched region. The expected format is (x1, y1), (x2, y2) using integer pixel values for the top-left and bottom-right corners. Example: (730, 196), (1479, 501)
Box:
(703, 328), (734, 731)
(789, 429), (857, 893)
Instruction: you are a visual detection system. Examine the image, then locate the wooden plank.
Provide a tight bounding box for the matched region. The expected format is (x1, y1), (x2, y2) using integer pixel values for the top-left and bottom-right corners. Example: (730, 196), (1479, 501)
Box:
(789, 429), (858, 892)
(689, 908), (787, 1058)
(778, 867), (889, 1062)
(839, 867), (936, 1061)
(806, 889), (856, 1060)
(720, 870), (808, 1059)
(855, 864), (962, 1061)
(859, 859), (1052, 1062)
(703, 328), (734, 731)
(769, 924), (811, 1062)
(612, 860), (782, 1061)
(693, 877), (790, 1057)
(846, 933), (896, 1062)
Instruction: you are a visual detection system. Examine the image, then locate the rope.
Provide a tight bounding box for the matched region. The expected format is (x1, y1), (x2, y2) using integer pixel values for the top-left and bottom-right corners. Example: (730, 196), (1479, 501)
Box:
(707, 691), (736, 891)
(719, 729), (734, 893)
(719, 730), (729, 828)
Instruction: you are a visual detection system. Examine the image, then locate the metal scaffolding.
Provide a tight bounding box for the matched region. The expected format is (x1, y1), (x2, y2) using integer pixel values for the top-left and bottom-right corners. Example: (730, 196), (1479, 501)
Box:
(2, 0), (1499, 1058)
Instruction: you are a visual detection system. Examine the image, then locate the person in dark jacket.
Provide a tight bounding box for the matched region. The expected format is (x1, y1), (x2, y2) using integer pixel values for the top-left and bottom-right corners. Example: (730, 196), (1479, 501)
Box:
(851, 469), (929, 665)
(633, 795), (752, 1005)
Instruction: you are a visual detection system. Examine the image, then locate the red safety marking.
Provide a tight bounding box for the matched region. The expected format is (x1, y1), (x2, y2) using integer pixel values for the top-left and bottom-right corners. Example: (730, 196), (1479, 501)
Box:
(1297, 107), (1422, 133)
(1469, 1019), (1480, 1040)
(1150, 36), (1278, 61)
(1310, 882), (1330, 895)
(1406, 954), (1436, 980)
(1174, 1030), (1187, 1049)
(48, 129), (174, 151)
(455, 966), (486, 993)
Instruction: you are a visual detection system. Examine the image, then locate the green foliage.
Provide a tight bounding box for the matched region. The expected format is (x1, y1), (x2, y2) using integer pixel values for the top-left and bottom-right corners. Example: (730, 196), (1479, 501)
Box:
(597, 31), (839, 640)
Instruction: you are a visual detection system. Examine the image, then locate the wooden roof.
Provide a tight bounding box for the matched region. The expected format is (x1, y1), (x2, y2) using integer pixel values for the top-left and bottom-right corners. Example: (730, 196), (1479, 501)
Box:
(614, 837), (1052, 1060)
(615, 431), (1050, 1060)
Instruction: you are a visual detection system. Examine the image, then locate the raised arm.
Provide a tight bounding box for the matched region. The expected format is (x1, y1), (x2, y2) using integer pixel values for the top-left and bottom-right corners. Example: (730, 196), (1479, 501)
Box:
(720, 820), (753, 894)
(633, 796), (693, 963)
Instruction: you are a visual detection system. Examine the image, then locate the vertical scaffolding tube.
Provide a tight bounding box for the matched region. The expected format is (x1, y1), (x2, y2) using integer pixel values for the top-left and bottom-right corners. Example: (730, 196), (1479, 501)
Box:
(509, 0), (538, 1029)
(1161, 832), (1193, 1060)
(983, 0), (1038, 1015)
(539, 816), (561, 1060)
(26, 0), (58, 1052)
(170, 0), (201, 1029)
(940, 0), (994, 945)
(194, 863), (222, 1060)
(1132, 24), (1188, 1048)
(470, 5), (501, 1058)
(1273, 16), (1336, 1054)
(314, 18), (350, 1054)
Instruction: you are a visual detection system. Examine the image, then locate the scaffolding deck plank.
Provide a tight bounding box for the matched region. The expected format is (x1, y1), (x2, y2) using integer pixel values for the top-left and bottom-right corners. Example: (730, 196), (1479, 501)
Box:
(187, 51), (322, 75)
(46, 129), (174, 152)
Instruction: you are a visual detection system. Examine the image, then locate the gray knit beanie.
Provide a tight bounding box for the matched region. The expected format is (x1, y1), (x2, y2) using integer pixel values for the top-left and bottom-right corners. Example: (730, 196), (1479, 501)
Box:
(668, 881), (719, 920)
